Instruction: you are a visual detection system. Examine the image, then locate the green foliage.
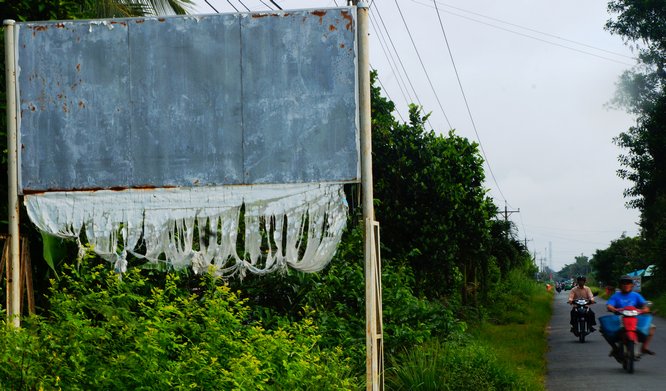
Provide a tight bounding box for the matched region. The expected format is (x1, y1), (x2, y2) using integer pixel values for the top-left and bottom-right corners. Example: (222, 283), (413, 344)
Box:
(485, 269), (546, 325)
(0, 260), (357, 390)
(386, 338), (532, 391)
(590, 234), (647, 285)
(558, 255), (592, 281)
(228, 222), (464, 373)
(370, 72), (515, 303)
(606, 0), (666, 290)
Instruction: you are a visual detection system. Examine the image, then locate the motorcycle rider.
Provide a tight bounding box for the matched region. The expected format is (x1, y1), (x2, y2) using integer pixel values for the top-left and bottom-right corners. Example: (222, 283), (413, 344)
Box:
(606, 275), (656, 355)
(568, 275), (597, 332)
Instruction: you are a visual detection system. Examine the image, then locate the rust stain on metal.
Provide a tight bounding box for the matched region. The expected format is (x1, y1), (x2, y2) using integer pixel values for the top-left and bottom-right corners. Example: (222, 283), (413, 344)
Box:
(31, 25), (47, 36)
(55, 23), (65, 29)
(311, 10), (327, 24)
(110, 21), (127, 26)
(131, 185), (176, 190)
(78, 100), (85, 109)
(252, 12), (286, 18)
(341, 11), (353, 30)
(340, 43), (345, 49)
(62, 103), (68, 113)
(158, 18), (166, 22)
(29, 103), (36, 111)
(329, 24), (337, 31)
(76, 63), (81, 72)
(135, 19), (145, 24)
(23, 185), (176, 195)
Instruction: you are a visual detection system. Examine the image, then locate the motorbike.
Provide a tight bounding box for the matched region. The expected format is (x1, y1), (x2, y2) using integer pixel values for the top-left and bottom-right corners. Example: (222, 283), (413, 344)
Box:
(571, 298), (593, 342)
(556, 284), (562, 293)
(599, 306), (653, 374)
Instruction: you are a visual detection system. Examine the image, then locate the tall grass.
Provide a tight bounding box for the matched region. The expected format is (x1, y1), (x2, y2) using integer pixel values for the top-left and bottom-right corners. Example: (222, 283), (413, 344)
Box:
(385, 338), (531, 390)
(385, 270), (550, 390)
(474, 271), (550, 390)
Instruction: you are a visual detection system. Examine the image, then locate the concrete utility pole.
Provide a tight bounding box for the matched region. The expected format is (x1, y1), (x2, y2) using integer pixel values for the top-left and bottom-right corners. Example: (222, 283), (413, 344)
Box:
(4, 19), (21, 328)
(354, 2), (384, 390)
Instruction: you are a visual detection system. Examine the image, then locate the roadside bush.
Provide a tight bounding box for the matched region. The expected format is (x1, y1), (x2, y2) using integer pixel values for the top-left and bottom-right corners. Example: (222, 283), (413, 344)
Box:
(385, 338), (529, 391)
(228, 223), (464, 372)
(486, 269), (544, 324)
(0, 260), (357, 390)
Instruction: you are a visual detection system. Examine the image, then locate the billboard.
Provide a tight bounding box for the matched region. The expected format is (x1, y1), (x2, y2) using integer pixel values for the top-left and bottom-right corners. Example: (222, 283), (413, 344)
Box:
(15, 8), (359, 193)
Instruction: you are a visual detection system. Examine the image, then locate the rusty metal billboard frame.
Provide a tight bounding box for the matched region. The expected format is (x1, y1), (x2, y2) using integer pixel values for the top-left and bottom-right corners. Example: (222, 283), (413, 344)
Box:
(15, 8), (359, 193)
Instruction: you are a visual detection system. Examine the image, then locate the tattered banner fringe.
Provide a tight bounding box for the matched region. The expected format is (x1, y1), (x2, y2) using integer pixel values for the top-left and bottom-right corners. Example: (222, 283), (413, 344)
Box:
(25, 183), (348, 277)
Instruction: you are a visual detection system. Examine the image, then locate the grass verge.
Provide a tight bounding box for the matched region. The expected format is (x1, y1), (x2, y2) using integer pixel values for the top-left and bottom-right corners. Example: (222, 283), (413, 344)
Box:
(473, 286), (551, 390)
(385, 274), (552, 390)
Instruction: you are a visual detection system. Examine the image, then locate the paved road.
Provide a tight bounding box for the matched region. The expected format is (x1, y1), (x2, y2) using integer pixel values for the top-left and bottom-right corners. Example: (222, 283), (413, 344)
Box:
(546, 291), (666, 390)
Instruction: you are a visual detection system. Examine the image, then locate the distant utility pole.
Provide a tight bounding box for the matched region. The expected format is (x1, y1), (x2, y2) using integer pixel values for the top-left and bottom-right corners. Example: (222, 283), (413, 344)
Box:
(524, 237), (532, 249)
(502, 203), (519, 222)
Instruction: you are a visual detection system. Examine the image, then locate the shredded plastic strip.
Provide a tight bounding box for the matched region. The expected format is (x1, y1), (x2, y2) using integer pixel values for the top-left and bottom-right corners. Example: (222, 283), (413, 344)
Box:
(25, 183), (348, 276)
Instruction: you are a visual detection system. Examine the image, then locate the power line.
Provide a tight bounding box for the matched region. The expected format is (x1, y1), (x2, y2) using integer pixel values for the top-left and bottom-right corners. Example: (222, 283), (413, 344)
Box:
(270, 0), (282, 10)
(372, 67), (406, 122)
(224, 0), (239, 12)
(411, 0), (634, 66)
(393, 0), (452, 130)
(416, 0), (635, 60)
(237, 0), (251, 11)
(369, 11), (413, 107)
(258, 0), (274, 9)
(373, 2), (426, 111)
(204, 0), (219, 12)
(432, 0), (506, 202)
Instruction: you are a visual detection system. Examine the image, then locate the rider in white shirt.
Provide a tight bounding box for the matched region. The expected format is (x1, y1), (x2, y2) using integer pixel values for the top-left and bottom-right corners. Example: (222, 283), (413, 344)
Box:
(568, 275), (596, 332)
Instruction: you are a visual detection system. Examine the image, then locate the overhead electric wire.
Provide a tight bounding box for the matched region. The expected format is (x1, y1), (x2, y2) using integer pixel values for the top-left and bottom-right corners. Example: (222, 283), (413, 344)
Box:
(372, 67), (406, 122)
(369, 11), (413, 107)
(373, 3), (426, 111)
(432, 0), (506, 203)
(204, 0), (219, 12)
(237, 0), (251, 11)
(224, 0), (239, 12)
(413, 0), (633, 66)
(393, 0), (453, 130)
(270, 0), (282, 10)
(415, 0), (635, 61)
(258, 0), (274, 9)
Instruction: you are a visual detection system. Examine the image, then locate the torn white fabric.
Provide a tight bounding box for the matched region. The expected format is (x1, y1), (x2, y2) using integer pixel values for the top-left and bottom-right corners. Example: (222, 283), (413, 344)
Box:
(25, 183), (348, 276)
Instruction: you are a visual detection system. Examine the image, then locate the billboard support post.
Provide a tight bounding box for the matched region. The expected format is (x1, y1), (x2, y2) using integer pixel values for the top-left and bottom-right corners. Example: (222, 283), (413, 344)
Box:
(4, 19), (21, 328)
(356, 3), (383, 390)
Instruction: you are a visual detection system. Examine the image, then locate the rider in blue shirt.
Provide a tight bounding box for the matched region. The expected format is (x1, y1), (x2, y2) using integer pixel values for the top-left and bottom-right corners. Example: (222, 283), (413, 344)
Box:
(606, 275), (655, 355)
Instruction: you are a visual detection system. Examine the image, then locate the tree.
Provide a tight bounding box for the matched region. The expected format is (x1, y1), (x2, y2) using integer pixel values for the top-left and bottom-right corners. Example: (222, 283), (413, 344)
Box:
(370, 72), (524, 303)
(606, 0), (666, 290)
(590, 234), (646, 286)
(558, 255), (592, 280)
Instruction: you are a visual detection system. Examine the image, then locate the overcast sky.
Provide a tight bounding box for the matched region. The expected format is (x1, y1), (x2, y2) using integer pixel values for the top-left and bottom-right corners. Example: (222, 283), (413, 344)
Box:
(192, 0), (640, 272)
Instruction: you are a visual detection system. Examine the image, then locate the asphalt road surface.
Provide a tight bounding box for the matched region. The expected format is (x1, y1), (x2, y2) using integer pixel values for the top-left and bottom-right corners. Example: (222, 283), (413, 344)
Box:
(547, 290), (666, 390)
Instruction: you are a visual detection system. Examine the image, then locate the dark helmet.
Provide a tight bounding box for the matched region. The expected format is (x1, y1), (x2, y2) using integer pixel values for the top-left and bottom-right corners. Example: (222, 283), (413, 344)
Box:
(576, 275), (586, 281)
(619, 275), (634, 285)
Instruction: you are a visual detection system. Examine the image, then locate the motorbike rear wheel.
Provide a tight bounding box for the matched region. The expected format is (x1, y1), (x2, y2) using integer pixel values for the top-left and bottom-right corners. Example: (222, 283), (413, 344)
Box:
(578, 319), (586, 343)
